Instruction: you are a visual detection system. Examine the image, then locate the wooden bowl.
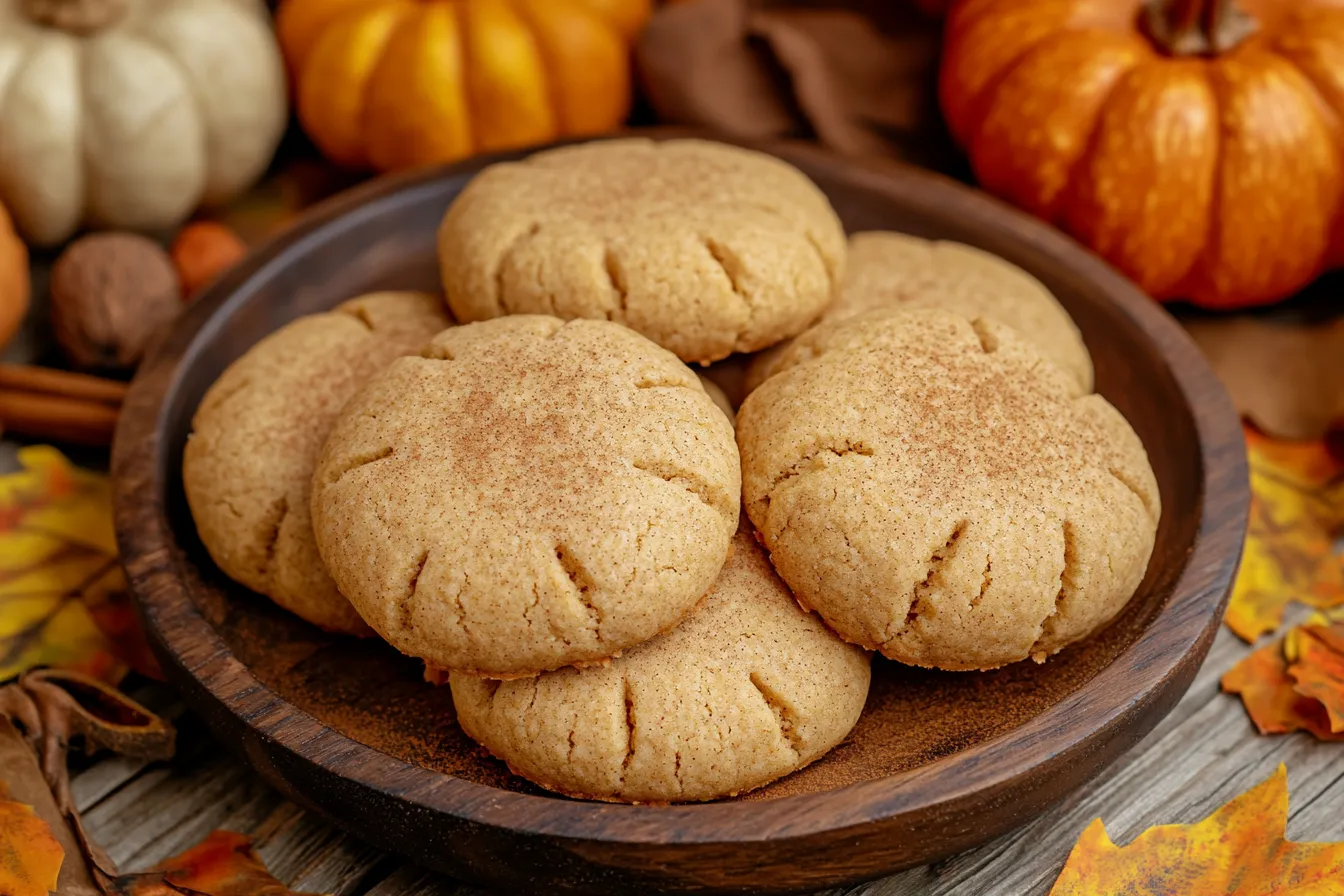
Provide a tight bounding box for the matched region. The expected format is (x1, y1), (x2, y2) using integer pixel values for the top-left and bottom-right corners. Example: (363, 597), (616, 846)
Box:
(113, 137), (1248, 895)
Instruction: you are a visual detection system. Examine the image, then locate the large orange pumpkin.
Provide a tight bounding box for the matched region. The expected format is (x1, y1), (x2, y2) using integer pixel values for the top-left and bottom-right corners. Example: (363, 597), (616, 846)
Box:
(941, 0), (1344, 308)
(277, 0), (652, 172)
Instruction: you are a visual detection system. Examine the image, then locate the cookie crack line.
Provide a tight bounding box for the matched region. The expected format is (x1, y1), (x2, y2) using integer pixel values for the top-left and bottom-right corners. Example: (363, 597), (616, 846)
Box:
(748, 672), (803, 759)
(767, 439), (875, 494)
(336, 303), (377, 332)
(492, 221), (542, 316)
(604, 246), (629, 322)
(555, 543), (603, 640)
(619, 676), (636, 788)
(703, 237), (756, 348)
(259, 494), (289, 581)
(804, 230), (840, 295)
(399, 549), (430, 632)
(1107, 465), (1159, 524)
(1032, 520), (1077, 653)
(972, 556), (993, 608)
(323, 445), (394, 485)
(631, 459), (735, 521)
(887, 520), (968, 644)
(634, 374), (694, 391)
(968, 318), (999, 354)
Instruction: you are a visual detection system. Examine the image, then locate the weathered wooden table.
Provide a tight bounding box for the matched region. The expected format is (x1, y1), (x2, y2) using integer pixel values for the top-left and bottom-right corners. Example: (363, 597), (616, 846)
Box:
(5, 275), (1342, 896)
(60, 626), (1344, 895)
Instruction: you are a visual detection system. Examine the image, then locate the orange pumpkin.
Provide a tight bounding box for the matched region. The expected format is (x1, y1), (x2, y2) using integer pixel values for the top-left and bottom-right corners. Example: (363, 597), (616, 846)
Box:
(277, 0), (652, 172)
(0, 202), (29, 351)
(941, 0), (1344, 309)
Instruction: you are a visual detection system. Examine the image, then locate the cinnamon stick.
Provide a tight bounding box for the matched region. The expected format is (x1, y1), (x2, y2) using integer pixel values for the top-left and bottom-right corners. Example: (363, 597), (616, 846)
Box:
(0, 363), (127, 405)
(0, 363), (124, 446)
(0, 390), (119, 445)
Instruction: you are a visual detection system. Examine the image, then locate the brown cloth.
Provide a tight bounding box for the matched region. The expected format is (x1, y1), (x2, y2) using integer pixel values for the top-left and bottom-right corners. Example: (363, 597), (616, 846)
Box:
(636, 0), (950, 167)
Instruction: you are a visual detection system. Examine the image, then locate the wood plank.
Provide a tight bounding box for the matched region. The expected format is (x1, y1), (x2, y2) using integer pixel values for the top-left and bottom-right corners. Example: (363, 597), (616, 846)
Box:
(250, 801), (389, 895)
(82, 750), (284, 870)
(842, 625), (1344, 895)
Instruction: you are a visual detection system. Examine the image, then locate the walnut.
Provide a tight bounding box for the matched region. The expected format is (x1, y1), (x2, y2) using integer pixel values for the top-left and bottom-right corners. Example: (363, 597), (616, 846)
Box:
(49, 233), (180, 370)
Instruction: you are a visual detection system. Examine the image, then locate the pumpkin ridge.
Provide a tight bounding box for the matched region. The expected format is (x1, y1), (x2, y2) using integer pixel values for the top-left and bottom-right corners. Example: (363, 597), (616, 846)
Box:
(1261, 20), (1344, 150)
(508, 0), (566, 133)
(1168, 62), (1225, 302)
(966, 29), (1145, 222)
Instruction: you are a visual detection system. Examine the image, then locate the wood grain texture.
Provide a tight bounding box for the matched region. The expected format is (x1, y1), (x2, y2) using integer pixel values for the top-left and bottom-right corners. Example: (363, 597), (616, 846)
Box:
(110, 134), (1249, 894)
(71, 626), (1344, 895)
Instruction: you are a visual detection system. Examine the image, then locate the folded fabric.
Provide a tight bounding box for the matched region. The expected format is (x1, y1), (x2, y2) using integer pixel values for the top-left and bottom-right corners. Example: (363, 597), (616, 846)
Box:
(637, 0), (950, 166)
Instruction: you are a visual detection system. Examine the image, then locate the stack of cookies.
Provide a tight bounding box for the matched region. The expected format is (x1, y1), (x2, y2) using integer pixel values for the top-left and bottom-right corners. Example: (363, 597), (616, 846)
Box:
(183, 138), (1160, 804)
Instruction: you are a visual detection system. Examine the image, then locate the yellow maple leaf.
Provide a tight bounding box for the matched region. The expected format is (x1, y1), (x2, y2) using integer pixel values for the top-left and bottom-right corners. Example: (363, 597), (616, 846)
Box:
(1225, 428), (1344, 642)
(1049, 765), (1344, 895)
(0, 447), (158, 684)
(0, 793), (63, 896)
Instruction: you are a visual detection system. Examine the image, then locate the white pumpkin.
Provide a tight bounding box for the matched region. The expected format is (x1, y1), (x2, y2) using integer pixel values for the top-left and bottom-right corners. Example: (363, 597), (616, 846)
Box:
(0, 0), (287, 245)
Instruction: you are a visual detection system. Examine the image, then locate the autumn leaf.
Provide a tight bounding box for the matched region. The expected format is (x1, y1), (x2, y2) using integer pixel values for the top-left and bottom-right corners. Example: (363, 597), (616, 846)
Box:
(106, 830), (322, 896)
(0, 789), (63, 896)
(1221, 637), (1344, 741)
(1224, 427), (1344, 642)
(1286, 625), (1344, 734)
(0, 447), (160, 683)
(1049, 765), (1344, 895)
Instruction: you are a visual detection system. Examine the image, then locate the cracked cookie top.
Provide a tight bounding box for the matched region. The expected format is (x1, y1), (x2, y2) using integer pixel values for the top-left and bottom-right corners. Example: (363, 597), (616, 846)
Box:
(738, 309), (1159, 671)
(183, 291), (453, 636)
(449, 525), (870, 803)
(436, 138), (846, 365)
(309, 315), (741, 678)
(746, 232), (1094, 395)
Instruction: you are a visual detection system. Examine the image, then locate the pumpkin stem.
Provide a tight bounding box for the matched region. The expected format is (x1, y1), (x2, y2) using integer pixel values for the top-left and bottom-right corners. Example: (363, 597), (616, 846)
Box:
(1143, 0), (1257, 55)
(21, 0), (126, 34)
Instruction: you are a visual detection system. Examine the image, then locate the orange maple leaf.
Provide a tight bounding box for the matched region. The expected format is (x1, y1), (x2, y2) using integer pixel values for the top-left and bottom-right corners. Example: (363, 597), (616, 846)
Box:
(1221, 637), (1344, 740)
(1286, 625), (1344, 734)
(1224, 428), (1344, 642)
(105, 831), (323, 895)
(0, 793), (63, 896)
(1049, 765), (1344, 895)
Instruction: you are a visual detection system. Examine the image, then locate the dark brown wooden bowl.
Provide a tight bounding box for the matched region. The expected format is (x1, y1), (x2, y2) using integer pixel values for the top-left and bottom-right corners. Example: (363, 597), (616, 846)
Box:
(112, 136), (1248, 895)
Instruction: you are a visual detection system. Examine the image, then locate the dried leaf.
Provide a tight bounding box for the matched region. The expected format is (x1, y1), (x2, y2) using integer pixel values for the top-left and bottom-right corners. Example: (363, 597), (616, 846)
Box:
(1286, 625), (1344, 733)
(0, 447), (161, 683)
(1224, 428), (1344, 642)
(0, 789), (64, 896)
(1049, 765), (1344, 895)
(1183, 313), (1344, 441)
(106, 831), (322, 896)
(1221, 638), (1344, 740)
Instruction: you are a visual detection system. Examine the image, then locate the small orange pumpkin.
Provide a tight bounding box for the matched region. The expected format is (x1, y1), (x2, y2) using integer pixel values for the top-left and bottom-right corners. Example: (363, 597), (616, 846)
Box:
(277, 0), (653, 172)
(0, 203), (30, 351)
(941, 0), (1344, 309)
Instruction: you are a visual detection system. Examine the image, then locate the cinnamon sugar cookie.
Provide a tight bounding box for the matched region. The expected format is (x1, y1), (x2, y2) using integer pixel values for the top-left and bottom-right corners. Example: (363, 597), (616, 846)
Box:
(738, 309), (1158, 671)
(746, 232), (1093, 395)
(450, 526), (870, 803)
(310, 315), (740, 678)
(437, 138), (845, 364)
(183, 291), (452, 635)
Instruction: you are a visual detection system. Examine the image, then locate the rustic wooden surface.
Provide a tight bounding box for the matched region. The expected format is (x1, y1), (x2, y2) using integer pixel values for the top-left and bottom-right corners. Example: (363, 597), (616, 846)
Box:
(60, 622), (1344, 895)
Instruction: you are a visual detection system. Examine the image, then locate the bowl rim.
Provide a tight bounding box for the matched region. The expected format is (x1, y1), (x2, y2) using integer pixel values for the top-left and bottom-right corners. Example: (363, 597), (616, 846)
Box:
(113, 135), (1249, 850)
